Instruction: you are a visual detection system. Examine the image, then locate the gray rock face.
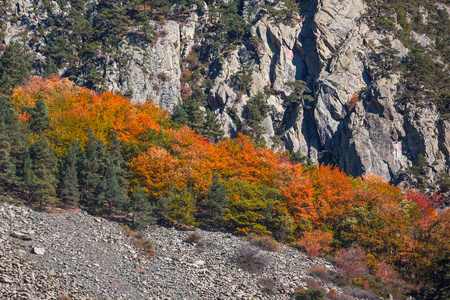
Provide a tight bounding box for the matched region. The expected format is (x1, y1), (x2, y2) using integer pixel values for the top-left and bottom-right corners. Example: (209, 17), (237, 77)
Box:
(103, 21), (181, 111)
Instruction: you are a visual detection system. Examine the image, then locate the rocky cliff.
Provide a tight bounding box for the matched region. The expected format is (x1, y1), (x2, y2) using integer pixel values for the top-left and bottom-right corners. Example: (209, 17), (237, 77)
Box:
(1, 0), (449, 190)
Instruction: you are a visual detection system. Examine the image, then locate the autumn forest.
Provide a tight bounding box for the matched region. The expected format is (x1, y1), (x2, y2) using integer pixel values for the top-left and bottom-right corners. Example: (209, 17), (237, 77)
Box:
(0, 76), (448, 298)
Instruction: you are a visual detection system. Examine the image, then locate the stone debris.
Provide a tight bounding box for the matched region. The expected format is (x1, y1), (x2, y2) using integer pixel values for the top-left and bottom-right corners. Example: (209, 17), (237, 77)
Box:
(0, 202), (339, 299)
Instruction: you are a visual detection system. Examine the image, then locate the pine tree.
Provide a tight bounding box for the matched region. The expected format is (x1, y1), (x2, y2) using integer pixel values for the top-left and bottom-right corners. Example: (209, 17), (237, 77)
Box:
(97, 159), (127, 219)
(109, 132), (128, 190)
(28, 136), (58, 209)
(171, 103), (189, 126)
(78, 130), (109, 212)
(29, 100), (50, 134)
(0, 42), (32, 93)
(58, 140), (81, 206)
(198, 173), (229, 229)
(129, 185), (156, 228)
(43, 57), (58, 78)
(201, 109), (224, 143)
(0, 132), (12, 191)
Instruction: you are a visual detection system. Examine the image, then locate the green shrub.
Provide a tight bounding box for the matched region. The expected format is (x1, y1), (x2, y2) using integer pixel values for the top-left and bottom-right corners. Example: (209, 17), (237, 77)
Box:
(295, 288), (325, 300)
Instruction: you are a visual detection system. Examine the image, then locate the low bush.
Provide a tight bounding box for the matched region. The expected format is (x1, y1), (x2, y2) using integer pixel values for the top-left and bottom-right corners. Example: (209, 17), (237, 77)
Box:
(184, 232), (202, 244)
(295, 288), (324, 300)
(246, 235), (280, 252)
(131, 231), (154, 258)
(334, 245), (369, 278)
(258, 277), (276, 295)
(341, 286), (380, 300)
(236, 245), (271, 273)
(307, 266), (330, 281)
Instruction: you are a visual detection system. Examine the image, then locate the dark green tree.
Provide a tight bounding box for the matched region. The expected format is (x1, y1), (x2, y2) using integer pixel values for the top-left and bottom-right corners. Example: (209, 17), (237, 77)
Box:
(171, 103), (189, 126)
(78, 130), (109, 212)
(97, 160), (128, 218)
(28, 99), (50, 134)
(243, 92), (269, 142)
(0, 42), (32, 93)
(58, 140), (81, 206)
(129, 185), (156, 228)
(201, 109), (224, 143)
(28, 136), (58, 209)
(284, 80), (313, 108)
(198, 173), (229, 230)
(43, 57), (58, 78)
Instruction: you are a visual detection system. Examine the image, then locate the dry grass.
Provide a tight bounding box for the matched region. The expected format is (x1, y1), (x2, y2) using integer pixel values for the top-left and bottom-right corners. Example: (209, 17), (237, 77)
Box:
(131, 231), (154, 258)
(184, 233), (202, 244)
(236, 245), (271, 273)
(246, 235), (280, 252)
(258, 278), (276, 295)
(307, 266), (330, 281)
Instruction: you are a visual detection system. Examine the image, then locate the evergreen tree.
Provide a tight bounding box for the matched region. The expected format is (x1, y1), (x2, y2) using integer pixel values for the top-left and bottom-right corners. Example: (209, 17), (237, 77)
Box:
(171, 103), (189, 126)
(0, 42), (32, 93)
(78, 130), (109, 212)
(198, 173), (229, 229)
(28, 136), (58, 209)
(129, 185), (156, 228)
(284, 80), (313, 108)
(43, 57), (58, 78)
(201, 109), (224, 143)
(97, 159), (127, 218)
(183, 86), (207, 132)
(109, 132), (129, 190)
(0, 132), (12, 191)
(58, 140), (81, 206)
(243, 92), (269, 142)
(25, 99), (50, 135)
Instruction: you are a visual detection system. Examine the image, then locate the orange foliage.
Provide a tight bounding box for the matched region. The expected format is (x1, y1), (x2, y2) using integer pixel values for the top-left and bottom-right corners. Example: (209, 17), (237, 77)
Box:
(278, 162), (316, 224)
(206, 133), (279, 185)
(130, 146), (179, 199)
(298, 230), (333, 258)
(308, 164), (356, 225)
(13, 76), (167, 155)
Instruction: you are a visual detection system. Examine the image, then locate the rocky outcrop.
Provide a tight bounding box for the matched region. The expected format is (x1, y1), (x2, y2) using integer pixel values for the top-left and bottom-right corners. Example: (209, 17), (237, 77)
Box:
(104, 21), (181, 111)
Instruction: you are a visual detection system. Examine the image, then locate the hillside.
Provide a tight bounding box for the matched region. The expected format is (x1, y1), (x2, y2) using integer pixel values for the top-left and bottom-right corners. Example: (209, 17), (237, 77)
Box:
(1, 201), (353, 299)
(0, 0), (449, 299)
(0, 0), (449, 189)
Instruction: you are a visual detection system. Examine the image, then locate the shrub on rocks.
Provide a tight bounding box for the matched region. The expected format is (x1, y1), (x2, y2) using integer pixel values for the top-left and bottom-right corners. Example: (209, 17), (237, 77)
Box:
(258, 277), (276, 295)
(131, 232), (154, 258)
(236, 245), (271, 273)
(184, 232), (202, 244)
(295, 288), (324, 300)
(246, 235), (280, 252)
(307, 266), (330, 281)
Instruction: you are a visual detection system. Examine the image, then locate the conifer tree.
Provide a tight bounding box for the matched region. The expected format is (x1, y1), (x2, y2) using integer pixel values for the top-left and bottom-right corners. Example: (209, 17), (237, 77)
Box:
(78, 130), (109, 212)
(28, 136), (58, 209)
(58, 140), (81, 206)
(129, 185), (156, 228)
(201, 109), (224, 143)
(109, 132), (128, 190)
(0, 132), (12, 191)
(29, 99), (50, 135)
(171, 103), (189, 126)
(198, 173), (229, 229)
(98, 160), (127, 218)
(43, 57), (58, 78)
(0, 42), (32, 93)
